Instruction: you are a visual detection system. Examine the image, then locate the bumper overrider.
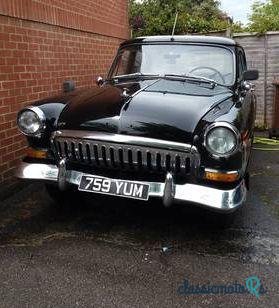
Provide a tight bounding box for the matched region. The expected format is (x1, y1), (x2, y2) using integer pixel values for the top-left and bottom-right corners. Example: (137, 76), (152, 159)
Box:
(16, 161), (246, 213)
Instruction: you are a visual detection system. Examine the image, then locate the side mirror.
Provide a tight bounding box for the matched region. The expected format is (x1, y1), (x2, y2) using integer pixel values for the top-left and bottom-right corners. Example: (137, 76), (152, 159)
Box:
(63, 80), (75, 92)
(96, 76), (104, 86)
(243, 70), (259, 81)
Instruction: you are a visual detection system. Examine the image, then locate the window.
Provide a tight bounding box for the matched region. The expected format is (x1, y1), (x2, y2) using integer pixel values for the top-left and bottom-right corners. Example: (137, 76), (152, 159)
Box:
(238, 49), (247, 80)
(110, 44), (235, 86)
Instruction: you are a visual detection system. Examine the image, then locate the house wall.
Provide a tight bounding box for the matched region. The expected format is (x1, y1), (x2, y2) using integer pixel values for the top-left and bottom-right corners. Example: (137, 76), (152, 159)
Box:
(0, 0), (129, 183)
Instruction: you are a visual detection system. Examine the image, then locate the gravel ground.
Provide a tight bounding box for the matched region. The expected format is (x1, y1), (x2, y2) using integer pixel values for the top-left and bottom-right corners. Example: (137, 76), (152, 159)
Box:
(0, 147), (278, 308)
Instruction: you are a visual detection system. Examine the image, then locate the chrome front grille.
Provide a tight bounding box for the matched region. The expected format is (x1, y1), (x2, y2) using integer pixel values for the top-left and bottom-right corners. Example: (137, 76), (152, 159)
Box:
(52, 131), (200, 176)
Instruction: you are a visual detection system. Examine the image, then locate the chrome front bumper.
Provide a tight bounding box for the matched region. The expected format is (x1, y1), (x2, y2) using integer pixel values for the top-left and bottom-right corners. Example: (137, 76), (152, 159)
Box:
(16, 162), (247, 212)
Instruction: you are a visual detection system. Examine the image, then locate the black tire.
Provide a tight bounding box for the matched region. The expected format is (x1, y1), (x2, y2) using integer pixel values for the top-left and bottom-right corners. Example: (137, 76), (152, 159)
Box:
(45, 183), (82, 207)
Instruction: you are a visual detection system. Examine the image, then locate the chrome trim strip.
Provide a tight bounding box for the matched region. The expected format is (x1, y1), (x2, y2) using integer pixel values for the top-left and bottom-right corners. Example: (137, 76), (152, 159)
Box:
(52, 130), (195, 153)
(16, 162), (246, 212)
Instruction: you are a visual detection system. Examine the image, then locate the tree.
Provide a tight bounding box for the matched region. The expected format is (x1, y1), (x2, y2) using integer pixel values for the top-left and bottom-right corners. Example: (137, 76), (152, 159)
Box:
(129, 0), (235, 37)
(248, 0), (279, 33)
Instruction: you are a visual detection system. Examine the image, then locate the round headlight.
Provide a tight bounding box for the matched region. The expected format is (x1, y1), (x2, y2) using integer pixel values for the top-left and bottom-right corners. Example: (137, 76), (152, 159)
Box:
(17, 107), (45, 136)
(205, 123), (239, 156)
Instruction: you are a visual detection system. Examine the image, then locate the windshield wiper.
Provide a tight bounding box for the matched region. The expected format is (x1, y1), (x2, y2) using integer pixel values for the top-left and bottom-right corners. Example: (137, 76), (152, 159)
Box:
(163, 74), (228, 88)
(112, 72), (160, 81)
(110, 72), (229, 88)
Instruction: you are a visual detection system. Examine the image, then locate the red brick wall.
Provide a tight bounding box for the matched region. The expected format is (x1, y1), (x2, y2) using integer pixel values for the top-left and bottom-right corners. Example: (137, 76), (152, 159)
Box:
(0, 0), (129, 183)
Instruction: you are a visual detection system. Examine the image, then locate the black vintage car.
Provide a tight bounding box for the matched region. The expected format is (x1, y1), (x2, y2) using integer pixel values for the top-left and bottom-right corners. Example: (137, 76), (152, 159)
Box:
(16, 35), (259, 212)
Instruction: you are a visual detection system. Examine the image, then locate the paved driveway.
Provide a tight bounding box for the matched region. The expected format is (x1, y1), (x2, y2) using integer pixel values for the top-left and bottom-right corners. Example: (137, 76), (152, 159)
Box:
(0, 147), (278, 307)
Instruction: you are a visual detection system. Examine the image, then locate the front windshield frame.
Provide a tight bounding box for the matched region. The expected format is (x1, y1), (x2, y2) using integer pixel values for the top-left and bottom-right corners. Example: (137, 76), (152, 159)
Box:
(107, 43), (237, 87)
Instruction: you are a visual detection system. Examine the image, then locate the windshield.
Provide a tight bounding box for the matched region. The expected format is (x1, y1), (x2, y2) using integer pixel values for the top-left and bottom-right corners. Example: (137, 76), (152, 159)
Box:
(109, 44), (235, 86)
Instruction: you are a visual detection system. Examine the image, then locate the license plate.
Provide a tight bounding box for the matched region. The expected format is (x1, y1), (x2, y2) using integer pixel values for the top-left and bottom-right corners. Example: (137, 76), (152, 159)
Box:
(78, 175), (150, 201)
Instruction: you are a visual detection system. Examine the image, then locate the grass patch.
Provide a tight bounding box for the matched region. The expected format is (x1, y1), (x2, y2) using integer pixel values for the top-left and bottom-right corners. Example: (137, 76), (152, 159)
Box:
(253, 137), (279, 151)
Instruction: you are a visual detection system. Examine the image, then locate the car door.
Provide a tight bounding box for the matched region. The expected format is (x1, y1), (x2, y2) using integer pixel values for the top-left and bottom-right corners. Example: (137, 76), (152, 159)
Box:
(238, 48), (256, 131)
(237, 47), (255, 173)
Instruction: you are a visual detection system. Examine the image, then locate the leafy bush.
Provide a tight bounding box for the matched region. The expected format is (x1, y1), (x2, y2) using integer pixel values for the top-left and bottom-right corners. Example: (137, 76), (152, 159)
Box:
(129, 0), (231, 37)
(248, 0), (279, 33)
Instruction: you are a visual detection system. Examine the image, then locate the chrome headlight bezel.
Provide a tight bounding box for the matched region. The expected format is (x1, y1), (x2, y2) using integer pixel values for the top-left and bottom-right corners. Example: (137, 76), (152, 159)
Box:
(17, 106), (46, 137)
(204, 122), (240, 158)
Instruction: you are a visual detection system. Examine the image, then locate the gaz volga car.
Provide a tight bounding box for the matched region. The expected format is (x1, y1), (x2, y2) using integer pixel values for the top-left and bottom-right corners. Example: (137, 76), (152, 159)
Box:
(16, 35), (259, 212)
